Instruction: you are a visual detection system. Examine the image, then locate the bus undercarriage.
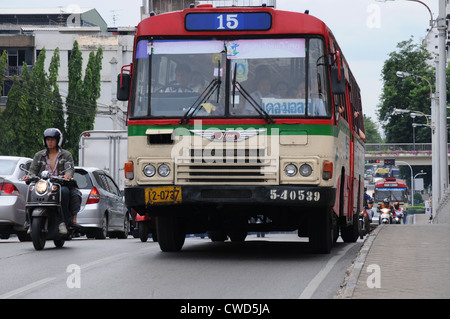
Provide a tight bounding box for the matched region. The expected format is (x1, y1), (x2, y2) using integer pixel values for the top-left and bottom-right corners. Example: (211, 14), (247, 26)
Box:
(126, 184), (358, 253)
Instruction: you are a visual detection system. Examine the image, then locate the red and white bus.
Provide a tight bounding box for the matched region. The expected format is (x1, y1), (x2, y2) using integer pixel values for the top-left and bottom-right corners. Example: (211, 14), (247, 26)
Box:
(373, 177), (409, 209)
(118, 3), (366, 253)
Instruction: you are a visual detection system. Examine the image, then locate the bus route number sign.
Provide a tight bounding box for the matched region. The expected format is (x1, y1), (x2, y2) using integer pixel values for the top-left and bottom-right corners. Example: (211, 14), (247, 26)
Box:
(185, 12), (272, 31)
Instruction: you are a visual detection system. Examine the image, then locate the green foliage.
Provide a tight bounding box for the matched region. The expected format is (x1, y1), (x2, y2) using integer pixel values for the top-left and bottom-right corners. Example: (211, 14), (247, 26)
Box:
(363, 115), (383, 143)
(65, 42), (103, 163)
(0, 50), (7, 97)
(0, 41), (103, 162)
(378, 38), (434, 144)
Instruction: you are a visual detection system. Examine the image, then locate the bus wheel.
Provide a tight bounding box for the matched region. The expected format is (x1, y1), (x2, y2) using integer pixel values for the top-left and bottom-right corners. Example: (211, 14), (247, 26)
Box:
(156, 215), (185, 252)
(309, 208), (333, 254)
(228, 229), (247, 242)
(340, 213), (358, 243)
(208, 230), (227, 242)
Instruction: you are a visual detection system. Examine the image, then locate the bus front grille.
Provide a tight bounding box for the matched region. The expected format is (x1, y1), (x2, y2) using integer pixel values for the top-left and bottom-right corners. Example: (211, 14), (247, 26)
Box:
(175, 148), (278, 185)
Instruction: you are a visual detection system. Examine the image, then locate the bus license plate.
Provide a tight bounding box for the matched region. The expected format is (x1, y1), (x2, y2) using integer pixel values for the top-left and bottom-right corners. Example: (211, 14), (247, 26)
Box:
(145, 186), (182, 205)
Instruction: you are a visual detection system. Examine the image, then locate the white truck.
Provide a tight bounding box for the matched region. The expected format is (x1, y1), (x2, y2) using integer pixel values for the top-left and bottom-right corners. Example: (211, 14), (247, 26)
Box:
(78, 130), (127, 191)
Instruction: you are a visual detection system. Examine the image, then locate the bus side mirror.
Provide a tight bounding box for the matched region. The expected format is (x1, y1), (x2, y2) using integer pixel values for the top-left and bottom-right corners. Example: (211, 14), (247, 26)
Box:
(331, 66), (345, 95)
(117, 73), (131, 101)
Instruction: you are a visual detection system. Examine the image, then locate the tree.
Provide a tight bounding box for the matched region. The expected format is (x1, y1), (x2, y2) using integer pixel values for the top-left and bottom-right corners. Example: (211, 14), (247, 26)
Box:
(25, 48), (55, 150)
(48, 48), (65, 139)
(0, 50), (7, 97)
(363, 115), (383, 144)
(0, 66), (36, 157)
(65, 41), (103, 164)
(0, 42), (102, 159)
(66, 41), (84, 157)
(378, 38), (434, 143)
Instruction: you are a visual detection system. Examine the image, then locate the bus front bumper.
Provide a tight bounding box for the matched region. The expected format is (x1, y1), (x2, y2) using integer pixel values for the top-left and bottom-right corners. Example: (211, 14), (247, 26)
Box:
(125, 185), (336, 209)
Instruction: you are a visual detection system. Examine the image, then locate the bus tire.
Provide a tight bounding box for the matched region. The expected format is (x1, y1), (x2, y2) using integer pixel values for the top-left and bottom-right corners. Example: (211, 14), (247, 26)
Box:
(228, 229), (247, 242)
(309, 208), (333, 254)
(208, 230), (227, 242)
(156, 215), (185, 252)
(340, 213), (358, 243)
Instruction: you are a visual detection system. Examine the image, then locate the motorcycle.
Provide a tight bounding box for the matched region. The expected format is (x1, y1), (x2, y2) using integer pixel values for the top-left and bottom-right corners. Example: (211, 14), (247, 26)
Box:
(379, 208), (392, 224)
(358, 207), (370, 239)
(392, 213), (403, 224)
(20, 162), (81, 250)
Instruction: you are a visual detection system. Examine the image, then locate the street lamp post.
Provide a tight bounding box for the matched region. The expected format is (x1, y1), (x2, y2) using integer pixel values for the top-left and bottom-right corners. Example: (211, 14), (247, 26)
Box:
(396, 160), (414, 206)
(414, 171), (427, 204)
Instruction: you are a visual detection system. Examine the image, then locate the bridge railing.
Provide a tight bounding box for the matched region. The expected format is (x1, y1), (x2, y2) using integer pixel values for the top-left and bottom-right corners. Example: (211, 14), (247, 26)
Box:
(365, 143), (450, 156)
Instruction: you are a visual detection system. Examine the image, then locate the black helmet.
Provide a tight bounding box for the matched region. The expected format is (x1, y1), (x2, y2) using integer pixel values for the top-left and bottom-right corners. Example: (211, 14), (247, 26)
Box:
(43, 128), (62, 148)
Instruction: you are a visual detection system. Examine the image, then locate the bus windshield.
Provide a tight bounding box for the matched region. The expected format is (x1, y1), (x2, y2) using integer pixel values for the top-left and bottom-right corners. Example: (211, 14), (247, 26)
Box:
(374, 188), (408, 202)
(129, 38), (331, 119)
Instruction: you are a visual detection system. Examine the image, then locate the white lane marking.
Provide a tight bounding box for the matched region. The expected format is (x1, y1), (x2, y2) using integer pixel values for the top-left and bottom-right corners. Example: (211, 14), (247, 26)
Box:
(298, 244), (354, 299)
(0, 243), (160, 299)
(0, 277), (56, 299)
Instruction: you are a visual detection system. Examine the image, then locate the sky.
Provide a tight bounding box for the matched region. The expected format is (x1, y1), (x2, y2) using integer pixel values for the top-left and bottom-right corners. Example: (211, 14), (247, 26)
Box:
(1, 0), (439, 133)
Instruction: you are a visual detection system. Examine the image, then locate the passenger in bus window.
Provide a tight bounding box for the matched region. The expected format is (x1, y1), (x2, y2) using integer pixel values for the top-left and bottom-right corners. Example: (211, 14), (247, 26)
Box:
(275, 81), (289, 98)
(353, 111), (366, 141)
(243, 77), (278, 114)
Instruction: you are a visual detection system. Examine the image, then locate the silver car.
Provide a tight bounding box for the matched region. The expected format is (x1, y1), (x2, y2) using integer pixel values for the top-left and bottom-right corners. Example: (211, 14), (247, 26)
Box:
(74, 167), (129, 239)
(0, 156), (33, 241)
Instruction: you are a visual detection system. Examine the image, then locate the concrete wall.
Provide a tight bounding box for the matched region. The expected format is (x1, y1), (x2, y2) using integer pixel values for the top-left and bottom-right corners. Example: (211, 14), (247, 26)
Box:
(434, 188), (450, 224)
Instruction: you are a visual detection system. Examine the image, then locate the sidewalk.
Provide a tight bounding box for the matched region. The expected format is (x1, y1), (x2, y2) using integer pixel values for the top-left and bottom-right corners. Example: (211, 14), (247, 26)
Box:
(339, 219), (450, 299)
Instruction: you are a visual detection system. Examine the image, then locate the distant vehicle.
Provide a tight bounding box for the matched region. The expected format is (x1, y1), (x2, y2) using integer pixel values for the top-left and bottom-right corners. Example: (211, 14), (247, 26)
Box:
(78, 131), (127, 191)
(373, 176), (409, 212)
(389, 167), (400, 178)
(370, 211), (380, 227)
(74, 167), (129, 239)
(0, 156), (32, 241)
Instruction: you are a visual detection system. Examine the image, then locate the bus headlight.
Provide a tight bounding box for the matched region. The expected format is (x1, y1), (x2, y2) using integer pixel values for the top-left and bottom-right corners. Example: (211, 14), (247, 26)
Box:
(143, 164), (156, 177)
(35, 180), (48, 194)
(284, 164), (298, 177)
(158, 164), (171, 177)
(299, 164), (313, 177)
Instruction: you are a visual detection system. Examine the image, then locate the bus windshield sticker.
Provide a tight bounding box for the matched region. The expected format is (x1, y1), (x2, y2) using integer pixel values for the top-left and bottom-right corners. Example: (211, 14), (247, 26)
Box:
(226, 39), (305, 59)
(149, 40), (225, 55)
(262, 98), (306, 115)
(185, 12), (272, 31)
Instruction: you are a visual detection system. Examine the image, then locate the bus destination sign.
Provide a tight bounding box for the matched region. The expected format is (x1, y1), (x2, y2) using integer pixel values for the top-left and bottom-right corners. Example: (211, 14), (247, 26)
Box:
(185, 12), (272, 31)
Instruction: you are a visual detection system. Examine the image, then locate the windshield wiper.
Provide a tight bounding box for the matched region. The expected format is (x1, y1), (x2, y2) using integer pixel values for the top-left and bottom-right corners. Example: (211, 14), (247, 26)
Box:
(232, 73), (275, 124)
(179, 78), (221, 124)
(180, 61), (222, 125)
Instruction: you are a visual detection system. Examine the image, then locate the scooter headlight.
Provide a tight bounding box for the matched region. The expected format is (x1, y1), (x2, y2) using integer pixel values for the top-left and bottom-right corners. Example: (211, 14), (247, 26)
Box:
(35, 180), (48, 194)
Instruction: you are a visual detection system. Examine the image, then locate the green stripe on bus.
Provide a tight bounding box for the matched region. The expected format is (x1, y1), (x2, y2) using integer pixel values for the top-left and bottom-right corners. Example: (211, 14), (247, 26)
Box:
(128, 124), (341, 137)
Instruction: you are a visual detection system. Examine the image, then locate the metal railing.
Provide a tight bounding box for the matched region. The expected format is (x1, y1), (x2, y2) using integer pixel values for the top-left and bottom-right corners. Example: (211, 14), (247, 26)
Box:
(366, 143), (450, 156)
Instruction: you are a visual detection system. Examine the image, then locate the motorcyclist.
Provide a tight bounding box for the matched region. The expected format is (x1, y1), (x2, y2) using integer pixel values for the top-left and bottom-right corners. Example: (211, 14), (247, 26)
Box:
(381, 198), (394, 223)
(381, 198), (394, 213)
(393, 202), (404, 223)
(23, 128), (76, 234)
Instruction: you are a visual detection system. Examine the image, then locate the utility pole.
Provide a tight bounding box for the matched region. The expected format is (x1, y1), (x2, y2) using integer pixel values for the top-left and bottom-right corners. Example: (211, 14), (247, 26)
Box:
(438, 0), (448, 199)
